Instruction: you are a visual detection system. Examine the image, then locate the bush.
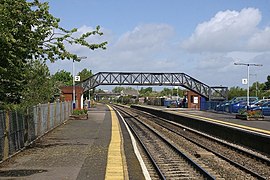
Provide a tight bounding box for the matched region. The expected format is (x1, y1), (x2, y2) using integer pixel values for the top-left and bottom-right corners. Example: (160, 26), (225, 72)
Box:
(238, 108), (263, 117)
(72, 108), (87, 115)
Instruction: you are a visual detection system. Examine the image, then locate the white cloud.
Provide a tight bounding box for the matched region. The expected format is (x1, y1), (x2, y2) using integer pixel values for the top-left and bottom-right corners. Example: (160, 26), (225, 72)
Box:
(115, 23), (174, 53)
(47, 21), (269, 89)
(48, 24), (178, 74)
(196, 55), (233, 72)
(182, 8), (264, 52)
(248, 27), (270, 51)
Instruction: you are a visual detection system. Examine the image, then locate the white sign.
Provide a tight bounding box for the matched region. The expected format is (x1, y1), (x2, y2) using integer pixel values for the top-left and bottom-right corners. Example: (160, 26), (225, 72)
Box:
(242, 78), (248, 85)
(74, 76), (80, 82)
(193, 96), (198, 104)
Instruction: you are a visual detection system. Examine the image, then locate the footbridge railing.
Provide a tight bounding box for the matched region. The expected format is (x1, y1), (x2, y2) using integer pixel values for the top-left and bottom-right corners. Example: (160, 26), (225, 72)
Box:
(77, 72), (228, 100)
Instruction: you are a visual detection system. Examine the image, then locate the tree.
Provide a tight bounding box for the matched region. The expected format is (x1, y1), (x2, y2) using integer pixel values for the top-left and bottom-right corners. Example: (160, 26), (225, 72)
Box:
(249, 81), (265, 98)
(264, 75), (270, 90)
(160, 88), (172, 96)
(51, 70), (73, 86)
(77, 68), (93, 82)
(228, 86), (246, 100)
(112, 86), (125, 93)
(139, 87), (153, 97)
(0, 0), (107, 107)
(77, 68), (93, 99)
(20, 59), (56, 108)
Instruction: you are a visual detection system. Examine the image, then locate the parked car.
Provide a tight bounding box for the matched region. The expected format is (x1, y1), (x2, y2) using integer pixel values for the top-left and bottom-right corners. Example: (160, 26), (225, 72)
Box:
(251, 101), (270, 116)
(231, 100), (248, 113)
(249, 99), (270, 108)
(216, 96), (258, 113)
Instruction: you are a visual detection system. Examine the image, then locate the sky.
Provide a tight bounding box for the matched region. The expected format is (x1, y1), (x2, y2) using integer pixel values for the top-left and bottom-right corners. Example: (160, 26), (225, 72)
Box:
(46, 0), (270, 89)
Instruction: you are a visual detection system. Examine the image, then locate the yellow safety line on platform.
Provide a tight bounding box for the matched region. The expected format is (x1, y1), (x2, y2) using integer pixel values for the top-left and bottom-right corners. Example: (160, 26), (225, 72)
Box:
(172, 111), (270, 135)
(105, 105), (125, 180)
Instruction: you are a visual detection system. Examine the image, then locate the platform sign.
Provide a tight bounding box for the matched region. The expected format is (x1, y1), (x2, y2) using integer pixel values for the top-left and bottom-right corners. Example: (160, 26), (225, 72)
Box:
(242, 78), (248, 85)
(193, 96), (198, 104)
(75, 76), (80, 82)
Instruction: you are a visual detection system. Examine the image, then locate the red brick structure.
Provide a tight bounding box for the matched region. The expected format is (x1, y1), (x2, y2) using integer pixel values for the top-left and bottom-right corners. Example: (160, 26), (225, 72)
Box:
(187, 91), (201, 109)
(60, 86), (84, 109)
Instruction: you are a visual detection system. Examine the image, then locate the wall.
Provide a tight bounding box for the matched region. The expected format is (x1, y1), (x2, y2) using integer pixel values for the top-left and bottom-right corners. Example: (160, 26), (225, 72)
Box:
(187, 91), (201, 109)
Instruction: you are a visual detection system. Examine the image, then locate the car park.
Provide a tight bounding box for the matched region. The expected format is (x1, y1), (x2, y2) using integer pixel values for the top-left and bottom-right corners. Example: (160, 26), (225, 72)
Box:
(216, 96), (258, 113)
(249, 99), (270, 108)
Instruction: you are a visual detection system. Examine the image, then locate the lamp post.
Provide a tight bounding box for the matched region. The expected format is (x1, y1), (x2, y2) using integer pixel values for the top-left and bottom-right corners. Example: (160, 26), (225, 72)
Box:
(73, 56), (87, 109)
(234, 63), (263, 110)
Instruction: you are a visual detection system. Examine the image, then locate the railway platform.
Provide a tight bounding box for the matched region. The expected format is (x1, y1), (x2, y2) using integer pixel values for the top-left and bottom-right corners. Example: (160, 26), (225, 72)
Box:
(0, 104), (145, 180)
(1, 103), (269, 179)
(146, 106), (270, 135)
(131, 104), (270, 155)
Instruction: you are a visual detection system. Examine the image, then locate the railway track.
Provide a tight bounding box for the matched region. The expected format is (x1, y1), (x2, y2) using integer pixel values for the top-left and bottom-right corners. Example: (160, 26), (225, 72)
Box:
(114, 105), (215, 179)
(113, 104), (270, 179)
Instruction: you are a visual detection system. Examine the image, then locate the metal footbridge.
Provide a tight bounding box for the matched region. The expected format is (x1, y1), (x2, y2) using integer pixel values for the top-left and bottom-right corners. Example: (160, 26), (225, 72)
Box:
(77, 72), (228, 100)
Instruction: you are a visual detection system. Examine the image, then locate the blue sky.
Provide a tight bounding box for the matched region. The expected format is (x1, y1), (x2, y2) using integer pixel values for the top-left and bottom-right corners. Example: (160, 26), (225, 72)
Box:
(46, 0), (270, 88)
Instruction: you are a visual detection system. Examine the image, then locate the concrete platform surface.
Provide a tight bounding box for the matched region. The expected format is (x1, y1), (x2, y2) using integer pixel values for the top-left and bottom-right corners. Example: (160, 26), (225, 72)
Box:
(145, 106), (270, 135)
(0, 104), (144, 180)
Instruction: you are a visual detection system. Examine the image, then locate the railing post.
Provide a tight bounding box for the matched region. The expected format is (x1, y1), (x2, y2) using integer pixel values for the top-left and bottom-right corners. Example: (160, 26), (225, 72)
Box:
(47, 102), (50, 131)
(70, 101), (72, 115)
(37, 104), (42, 136)
(54, 102), (57, 127)
(24, 108), (29, 146)
(3, 111), (10, 160)
(60, 102), (62, 122)
(64, 101), (66, 120)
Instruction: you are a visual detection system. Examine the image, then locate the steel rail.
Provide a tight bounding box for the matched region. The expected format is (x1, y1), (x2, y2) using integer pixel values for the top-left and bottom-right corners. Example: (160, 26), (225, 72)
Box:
(156, 121), (267, 180)
(114, 105), (215, 180)
(127, 107), (268, 179)
(114, 106), (166, 180)
(135, 108), (270, 165)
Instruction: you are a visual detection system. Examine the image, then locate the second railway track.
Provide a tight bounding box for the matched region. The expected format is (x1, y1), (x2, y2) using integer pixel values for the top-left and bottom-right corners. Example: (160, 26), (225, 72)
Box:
(113, 104), (270, 179)
(114, 105), (215, 179)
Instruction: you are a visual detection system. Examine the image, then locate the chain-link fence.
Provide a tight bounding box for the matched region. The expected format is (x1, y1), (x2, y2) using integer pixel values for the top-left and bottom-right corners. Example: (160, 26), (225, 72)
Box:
(0, 101), (72, 161)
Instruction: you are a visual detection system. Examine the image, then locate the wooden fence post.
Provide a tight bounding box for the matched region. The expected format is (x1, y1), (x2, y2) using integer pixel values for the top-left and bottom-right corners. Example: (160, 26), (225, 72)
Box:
(3, 111), (10, 160)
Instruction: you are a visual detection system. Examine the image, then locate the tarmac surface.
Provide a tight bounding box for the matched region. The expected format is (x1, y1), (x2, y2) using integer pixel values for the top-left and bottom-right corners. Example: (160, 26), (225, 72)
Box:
(0, 104), (144, 180)
(164, 108), (270, 134)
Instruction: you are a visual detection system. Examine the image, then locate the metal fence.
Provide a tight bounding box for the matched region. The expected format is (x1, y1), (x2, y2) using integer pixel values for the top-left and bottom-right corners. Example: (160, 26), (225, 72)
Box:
(0, 101), (72, 161)
(201, 101), (239, 113)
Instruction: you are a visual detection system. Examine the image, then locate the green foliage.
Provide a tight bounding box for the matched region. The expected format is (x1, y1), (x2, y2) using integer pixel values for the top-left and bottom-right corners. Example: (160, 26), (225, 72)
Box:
(112, 86), (125, 93)
(0, 0), (107, 108)
(228, 86), (246, 100)
(0, 0), (107, 63)
(160, 88), (172, 96)
(139, 87), (153, 97)
(72, 108), (87, 115)
(77, 68), (92, 82)
(249, 81), (265, 98)
(264, 75), (270, 90)
(51, 70), (72, 86)
(20, 59), (56, 108)
(77, 68), (93, 99)
(238, 109), (263, 118)
(117, 95), (133, 105)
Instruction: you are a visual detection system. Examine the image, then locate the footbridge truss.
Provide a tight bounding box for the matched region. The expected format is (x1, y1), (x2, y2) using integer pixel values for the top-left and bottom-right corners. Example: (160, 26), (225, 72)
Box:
(77, 72), (228, 100)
